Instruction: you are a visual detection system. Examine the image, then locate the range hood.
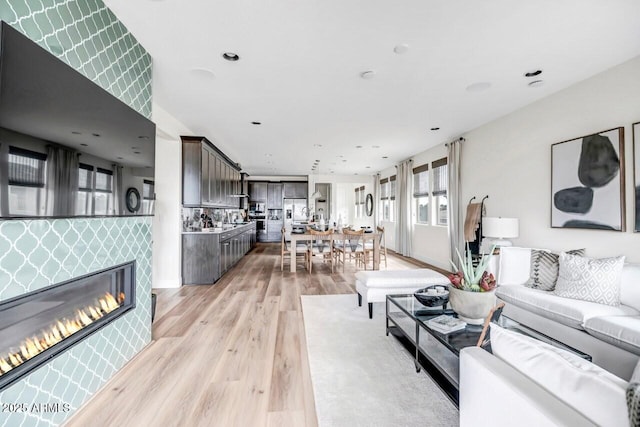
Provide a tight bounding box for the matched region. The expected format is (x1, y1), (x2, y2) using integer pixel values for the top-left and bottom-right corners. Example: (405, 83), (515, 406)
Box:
(231, 172), (250, 198)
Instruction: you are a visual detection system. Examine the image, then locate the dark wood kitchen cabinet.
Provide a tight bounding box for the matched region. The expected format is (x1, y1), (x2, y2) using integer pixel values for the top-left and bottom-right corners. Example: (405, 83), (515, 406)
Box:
(182, 136), (241, 208)
(267, 183), (283, 208)
(283, 182), (308, 199)
(249, 182), (268, 202)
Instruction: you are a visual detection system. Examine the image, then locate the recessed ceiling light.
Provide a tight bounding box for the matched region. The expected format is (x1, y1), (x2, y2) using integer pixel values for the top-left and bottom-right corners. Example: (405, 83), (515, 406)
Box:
(528, 80), (544, 88)
(131, 146), (139, 150)
(354, 173), (358, 175)
(138, 135), (150, 139)
(524, 69), (543, 78)
(338, 155), (344, 158)
(366, 166), (371, 169)
(222, 52), (240, 61)
(330, 171), (334, 174)
(466, 82), (492, 92)
(393, 44), (409, 55)
(251, 121), (261, 125)
(382, 156), (388, 159)
(313, 144), (322, 148)
(92, 133), (101, 137)
(430, 127), (440, 131)
(342, 160), (347, 162)
(190, 68), (215, 79)
(134, 151), (141, 154)
(71, 131), (82, 135)
(117, 157), (123, 160)
(80, 143), (88, 147)
(355, 145), (363, 149)
(360, 70), (376, 80)
(315, 159), (320, 162)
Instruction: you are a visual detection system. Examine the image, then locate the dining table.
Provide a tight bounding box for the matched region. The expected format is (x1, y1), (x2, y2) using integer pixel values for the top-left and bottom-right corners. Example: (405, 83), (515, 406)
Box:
(287, 230), (381, 272)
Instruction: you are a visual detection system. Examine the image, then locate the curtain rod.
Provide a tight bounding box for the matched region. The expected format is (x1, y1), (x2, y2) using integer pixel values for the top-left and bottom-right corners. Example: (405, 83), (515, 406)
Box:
(445, 137), (465, 147)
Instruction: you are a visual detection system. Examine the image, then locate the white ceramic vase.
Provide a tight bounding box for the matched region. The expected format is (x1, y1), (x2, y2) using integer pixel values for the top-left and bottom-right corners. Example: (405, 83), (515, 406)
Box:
(447, 285), (497, 325)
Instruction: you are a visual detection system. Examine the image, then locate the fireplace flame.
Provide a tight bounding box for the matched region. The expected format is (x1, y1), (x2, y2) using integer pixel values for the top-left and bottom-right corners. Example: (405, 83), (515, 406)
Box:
(0, 292), (124, 376)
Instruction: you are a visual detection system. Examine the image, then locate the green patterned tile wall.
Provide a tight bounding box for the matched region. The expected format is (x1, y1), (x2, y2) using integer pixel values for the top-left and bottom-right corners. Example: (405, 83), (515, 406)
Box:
(0, 0), (152, 118)
(0, 1), (153, 426)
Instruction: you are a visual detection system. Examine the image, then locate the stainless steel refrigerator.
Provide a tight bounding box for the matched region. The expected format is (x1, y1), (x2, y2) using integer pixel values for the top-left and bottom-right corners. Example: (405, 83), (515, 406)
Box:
(283, 198), (307, 233)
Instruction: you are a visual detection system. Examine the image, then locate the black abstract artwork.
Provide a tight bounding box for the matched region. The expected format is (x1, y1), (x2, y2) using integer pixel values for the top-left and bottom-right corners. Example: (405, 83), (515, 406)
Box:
(551, 128), (625, 231)
(634, 122), (640, 232)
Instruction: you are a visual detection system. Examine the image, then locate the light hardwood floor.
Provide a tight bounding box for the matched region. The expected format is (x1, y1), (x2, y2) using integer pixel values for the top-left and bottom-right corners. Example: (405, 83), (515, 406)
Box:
(67, 243), (429, 427)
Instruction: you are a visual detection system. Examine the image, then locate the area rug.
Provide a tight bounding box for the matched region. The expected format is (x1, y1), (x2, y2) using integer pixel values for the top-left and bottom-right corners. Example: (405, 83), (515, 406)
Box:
(301, 295), (458, 427)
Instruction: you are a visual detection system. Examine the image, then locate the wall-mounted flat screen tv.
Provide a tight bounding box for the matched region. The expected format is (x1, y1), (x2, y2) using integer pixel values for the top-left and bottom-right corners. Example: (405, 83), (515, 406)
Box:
(0, 21), (156, 218)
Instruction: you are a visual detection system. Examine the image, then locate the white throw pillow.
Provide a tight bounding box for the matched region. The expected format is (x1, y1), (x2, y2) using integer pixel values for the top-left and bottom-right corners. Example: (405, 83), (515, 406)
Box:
(555, 253), (625, 306)
(497, 247), (532, 286)
(490, 323), (628, 427)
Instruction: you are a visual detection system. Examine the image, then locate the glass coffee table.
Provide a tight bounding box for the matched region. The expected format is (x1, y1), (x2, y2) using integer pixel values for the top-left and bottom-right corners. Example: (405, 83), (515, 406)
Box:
(386, 294), (590, 404)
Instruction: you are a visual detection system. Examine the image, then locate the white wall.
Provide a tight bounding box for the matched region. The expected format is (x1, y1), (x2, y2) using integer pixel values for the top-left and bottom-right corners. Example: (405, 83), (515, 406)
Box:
(308, 174), (375, 229)
(151, 103), (193, 288)
(461, 55), (640, 262)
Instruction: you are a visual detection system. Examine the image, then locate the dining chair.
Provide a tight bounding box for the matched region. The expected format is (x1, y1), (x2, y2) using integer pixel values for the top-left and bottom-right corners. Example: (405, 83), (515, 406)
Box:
(306, 228), (334, 273)
(280, 227), (308, 271)
(334, 228), (366, 272)
(363, 226), (387, 269)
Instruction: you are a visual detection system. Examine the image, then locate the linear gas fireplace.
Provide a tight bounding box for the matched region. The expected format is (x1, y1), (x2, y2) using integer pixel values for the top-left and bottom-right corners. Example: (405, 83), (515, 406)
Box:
(0, 262), (136, 391)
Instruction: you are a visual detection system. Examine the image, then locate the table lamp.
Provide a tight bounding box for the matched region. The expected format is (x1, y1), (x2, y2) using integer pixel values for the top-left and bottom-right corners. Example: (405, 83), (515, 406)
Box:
(482, 217), (519, 253)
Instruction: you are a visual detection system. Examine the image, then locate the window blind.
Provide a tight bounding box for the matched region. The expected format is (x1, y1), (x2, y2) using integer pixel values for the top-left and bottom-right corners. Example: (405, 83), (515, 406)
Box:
(389, 175), (396, 200)
(412, 164), (429, 197)
(95, 168), (113, 192)
(143, 180), (155, 200)
(432, 158), (448, 196)
(78, 163), (94, 191)
(8, 146), (47, 187)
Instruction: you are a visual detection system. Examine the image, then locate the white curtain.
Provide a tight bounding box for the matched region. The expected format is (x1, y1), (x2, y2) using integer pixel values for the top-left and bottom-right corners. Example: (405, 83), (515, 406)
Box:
(447, 138), (464, 266)
(395, 159), (413, 257)
(373, 173), (380, 228)
(45, 146), (79, 216)
(113, 164), (123, 215)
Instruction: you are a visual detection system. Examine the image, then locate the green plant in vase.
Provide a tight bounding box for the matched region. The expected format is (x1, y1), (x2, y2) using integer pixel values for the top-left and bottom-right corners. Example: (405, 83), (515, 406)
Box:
(448, 244), (496, 292)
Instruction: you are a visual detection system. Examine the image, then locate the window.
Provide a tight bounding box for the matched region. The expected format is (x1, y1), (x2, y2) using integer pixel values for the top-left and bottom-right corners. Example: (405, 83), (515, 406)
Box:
(8, 146), (47, 216)
(76, 163), (94, 215)
(412, 164), (429, 224)
(354, 185), (365, 218)
(379, 178), (389, 221)
(389, 175), (396, 222)
(142, 179), (155, 214)
(94, 168), (113, 215)
(432, 158), (448, 226)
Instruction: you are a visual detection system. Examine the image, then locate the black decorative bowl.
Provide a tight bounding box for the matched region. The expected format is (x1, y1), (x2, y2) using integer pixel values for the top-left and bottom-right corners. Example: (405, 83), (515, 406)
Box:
(414, 285), (449, 307)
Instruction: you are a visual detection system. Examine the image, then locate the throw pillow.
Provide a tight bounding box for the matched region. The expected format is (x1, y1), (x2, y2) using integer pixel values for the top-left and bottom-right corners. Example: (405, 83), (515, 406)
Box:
(554, 253), (625, 306)
(490, 324), (628, 427)
(628, 383), (640, 427)
(524, 248), (585, 291)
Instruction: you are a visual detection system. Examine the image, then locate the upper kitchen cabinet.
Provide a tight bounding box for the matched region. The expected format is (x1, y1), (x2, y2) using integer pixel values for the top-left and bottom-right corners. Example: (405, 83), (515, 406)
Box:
(267, 183), (283, 208)
(249, 182), (267, 202)
(283, 182), (308, 199)
(182, 136), (241, 208)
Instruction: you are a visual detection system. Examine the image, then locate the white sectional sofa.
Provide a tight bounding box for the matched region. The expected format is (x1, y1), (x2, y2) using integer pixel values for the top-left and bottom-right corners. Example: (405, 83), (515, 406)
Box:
(494, 246), (640, 380)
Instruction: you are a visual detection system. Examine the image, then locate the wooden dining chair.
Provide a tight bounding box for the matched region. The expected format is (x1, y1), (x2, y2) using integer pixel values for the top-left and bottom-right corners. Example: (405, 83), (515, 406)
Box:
(334, 228), (366, 272)
(363, 226), (387, 269)
(280, 227), (307, 271)
(306, 228), (334, 273)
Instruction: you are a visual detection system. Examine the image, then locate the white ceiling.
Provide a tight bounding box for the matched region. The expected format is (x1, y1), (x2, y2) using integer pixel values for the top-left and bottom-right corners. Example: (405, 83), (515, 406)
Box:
(104, 0), (640, 177)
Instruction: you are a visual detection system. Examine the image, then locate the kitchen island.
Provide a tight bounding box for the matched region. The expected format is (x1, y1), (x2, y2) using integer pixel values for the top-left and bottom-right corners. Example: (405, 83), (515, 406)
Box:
(182, 222), (256, 285)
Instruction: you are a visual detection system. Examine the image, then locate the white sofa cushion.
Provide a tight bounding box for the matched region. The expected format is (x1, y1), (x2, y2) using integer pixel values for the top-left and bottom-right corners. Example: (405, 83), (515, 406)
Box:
(497, 246), (532, 286)
(490, 323), (629, 427)
(555, 253), (625, 306)
(496, 285), (638, 330)
(621, 263), (640, 312)
(584, 315), (640, 356)
(354, 269), (448, 288)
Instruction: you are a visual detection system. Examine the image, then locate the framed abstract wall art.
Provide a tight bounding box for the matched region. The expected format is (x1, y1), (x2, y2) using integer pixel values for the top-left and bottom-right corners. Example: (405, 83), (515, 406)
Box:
(551, 127), (625, 231)
(634, 122), (640, 232)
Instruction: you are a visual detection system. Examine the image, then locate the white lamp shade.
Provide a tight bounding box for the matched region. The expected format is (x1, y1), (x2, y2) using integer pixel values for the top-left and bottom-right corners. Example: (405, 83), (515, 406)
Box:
(482, 217), (519, 239)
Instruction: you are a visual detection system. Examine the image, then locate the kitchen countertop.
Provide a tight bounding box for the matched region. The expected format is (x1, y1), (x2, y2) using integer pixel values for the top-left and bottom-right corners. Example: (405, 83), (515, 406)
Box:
(182, 222), (255, 234)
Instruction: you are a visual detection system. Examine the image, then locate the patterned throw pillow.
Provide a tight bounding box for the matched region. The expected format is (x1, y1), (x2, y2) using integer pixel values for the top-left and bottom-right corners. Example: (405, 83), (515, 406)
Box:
(628, 383), (640, 427)
(524, 248), (585, 291)
(554, 253), (625, 306)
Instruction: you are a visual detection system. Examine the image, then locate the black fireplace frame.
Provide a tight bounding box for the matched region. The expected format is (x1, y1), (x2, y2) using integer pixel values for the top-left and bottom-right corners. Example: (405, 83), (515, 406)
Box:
(0, 261), (136, 391)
